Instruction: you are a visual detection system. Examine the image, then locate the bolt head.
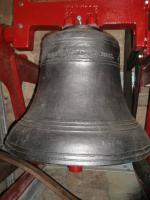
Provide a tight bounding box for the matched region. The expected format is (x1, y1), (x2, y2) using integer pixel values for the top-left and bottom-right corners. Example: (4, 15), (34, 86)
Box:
(19, 1), (24, 7)
(138, 54), (143, 59)
(76, 16), (82, 24)
(18, 24), (24, 29)
(77, 16), (82, 20)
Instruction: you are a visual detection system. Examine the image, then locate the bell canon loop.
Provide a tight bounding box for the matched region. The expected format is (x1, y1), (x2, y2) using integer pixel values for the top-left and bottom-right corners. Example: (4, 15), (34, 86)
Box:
(4, 25), (150, 166)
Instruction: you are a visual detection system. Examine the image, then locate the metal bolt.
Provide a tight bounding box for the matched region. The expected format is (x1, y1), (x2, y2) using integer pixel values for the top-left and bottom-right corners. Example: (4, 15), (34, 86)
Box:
(145, 0), (149, 5)
(19, 1), (24, 7)
(144, 37), (148, 42)
(138, 54), (143, 59)
(18, 24), (24, 29)
(77, 16), (82, 25)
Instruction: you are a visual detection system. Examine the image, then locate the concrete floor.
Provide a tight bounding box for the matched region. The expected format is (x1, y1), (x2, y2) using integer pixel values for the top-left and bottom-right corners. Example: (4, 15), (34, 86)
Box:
(20, 166), (148, 200)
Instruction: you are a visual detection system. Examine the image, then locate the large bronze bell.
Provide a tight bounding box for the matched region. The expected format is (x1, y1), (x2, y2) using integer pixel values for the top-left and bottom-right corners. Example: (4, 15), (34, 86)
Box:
(4, 25), (150, 166)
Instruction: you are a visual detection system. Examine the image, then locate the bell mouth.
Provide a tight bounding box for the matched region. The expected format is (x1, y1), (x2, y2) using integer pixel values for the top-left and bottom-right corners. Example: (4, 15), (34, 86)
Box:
(4, 141), (150, 166)
(4, 119), (150, 166)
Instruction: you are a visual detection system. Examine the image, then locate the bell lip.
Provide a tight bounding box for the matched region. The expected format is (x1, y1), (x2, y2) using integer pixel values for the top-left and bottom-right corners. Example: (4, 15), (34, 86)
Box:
(4, 142), (150, 166)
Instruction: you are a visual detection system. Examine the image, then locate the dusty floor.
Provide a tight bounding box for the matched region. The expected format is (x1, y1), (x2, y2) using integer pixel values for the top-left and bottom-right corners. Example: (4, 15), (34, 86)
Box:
(20, 166), (148, 200)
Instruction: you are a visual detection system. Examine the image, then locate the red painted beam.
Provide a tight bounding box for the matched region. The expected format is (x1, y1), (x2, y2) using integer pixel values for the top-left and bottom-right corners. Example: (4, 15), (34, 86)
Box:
(0, 173), (34, 200)
(0, 25), (38, 119)
(0, 25), (39, 200)
(15, 55), (39, 84)
(4, 0), (148, 51)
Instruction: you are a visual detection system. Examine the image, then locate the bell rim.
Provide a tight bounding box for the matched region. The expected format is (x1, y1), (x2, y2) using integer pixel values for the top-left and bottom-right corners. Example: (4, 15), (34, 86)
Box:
(4, 142), (150, 166)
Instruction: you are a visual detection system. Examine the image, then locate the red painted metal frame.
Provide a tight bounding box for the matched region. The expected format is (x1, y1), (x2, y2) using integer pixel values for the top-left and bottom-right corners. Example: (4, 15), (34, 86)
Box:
(0, 25), (38, 119)
(2, 0), (150, 55)
(0, 25), (38, 200)
(0, 172), (34, 200)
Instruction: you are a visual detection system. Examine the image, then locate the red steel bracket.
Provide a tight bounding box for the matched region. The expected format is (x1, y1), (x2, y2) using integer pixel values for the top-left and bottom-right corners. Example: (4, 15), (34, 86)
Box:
(2, 0), (150, 54)
(0, 25), (38, 200)
(0, 25), (38, 120)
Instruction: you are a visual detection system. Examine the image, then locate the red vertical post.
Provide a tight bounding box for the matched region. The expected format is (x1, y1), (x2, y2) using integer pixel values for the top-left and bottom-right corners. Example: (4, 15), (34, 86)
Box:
(6, 55), (26, 120)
